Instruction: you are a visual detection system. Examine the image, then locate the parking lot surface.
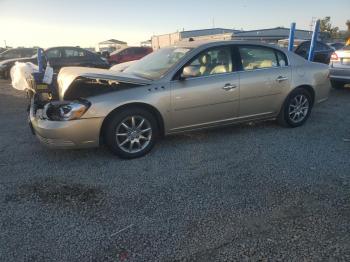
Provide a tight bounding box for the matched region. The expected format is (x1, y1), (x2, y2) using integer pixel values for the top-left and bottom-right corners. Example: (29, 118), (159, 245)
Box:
(0, 79), (350, 261)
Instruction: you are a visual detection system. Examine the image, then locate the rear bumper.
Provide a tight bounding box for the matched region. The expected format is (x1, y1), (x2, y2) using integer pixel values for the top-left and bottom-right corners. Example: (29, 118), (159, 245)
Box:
(29, 99), (104, 149)
(329, 67), (350, 82)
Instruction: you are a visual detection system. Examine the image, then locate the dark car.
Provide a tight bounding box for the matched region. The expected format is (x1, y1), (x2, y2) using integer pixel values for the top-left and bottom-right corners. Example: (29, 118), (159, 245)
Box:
(0, 48), (8, 54)
(108, 46), (152, 65)
(0, 48), (37, 62)
(0, 46), (110, 79)
(294, 41), (334, 64)
(328, 42), (345, 51)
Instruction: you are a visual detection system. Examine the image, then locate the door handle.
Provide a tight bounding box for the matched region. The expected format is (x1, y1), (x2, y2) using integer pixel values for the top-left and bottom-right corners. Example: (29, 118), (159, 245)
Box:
(276, 76), (288, 82)
(222, 83), (237, 91)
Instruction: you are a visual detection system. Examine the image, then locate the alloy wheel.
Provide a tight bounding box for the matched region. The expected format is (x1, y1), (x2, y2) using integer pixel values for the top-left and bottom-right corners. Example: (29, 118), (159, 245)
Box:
(115, 116), (152, 153)
(288, 94), (309, 123)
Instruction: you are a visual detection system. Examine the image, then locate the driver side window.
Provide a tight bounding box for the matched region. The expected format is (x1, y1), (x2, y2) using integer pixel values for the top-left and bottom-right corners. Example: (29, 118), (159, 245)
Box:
(185, 47), (233, 78)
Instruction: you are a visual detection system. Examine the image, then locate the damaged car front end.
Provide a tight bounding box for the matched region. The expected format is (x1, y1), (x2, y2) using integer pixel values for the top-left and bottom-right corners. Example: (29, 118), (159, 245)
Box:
(29, 67), (152, 149)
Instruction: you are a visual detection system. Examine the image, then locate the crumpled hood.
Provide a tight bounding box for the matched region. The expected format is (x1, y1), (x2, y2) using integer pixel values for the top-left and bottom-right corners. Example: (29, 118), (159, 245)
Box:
(57, 67), (152, 100)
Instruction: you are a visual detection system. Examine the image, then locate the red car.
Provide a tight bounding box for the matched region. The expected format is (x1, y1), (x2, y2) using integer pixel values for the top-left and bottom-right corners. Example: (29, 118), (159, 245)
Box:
(108, 47), (152, 65)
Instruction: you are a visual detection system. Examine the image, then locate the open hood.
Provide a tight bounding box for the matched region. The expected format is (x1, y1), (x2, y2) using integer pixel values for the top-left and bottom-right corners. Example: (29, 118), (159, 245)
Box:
(57, 67), (152, 100)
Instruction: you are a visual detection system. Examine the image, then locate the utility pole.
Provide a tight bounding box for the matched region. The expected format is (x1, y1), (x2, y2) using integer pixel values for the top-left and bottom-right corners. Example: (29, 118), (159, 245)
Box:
(309, 17), (316, 32)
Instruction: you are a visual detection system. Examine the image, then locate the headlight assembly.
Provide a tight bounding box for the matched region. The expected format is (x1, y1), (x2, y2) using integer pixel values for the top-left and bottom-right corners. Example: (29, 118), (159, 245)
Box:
(44, 100), (91, 121)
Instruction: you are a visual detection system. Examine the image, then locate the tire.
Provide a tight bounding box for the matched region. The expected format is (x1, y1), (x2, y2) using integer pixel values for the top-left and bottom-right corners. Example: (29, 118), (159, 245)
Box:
(331, 80), (344, 89)
(278, 88), (312, 128)
(104, 107), (159, 159)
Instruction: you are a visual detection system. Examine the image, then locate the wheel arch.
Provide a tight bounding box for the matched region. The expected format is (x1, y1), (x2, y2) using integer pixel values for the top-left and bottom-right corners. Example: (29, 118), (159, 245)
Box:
(285, 85), (315, 107)
(99, 102), (165, 145)
(296, 85), (315, 106)
(278, 84), (315, 116)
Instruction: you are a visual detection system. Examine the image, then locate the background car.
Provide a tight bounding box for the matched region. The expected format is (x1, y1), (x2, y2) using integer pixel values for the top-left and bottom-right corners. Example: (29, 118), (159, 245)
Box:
(328, 42), (345, 51)
(108, 46), (152, 65)
(0, 48), (37, 61)
(329, 45), (350, 88)
(0, 46), (109, 79)
(294, 41), (334, 64)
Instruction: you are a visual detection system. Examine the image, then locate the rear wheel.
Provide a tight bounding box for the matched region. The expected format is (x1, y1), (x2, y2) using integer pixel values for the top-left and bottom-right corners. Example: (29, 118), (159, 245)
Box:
(104, 107), (159, 159)
(331, 80), (344, 89)
(278, 88), (312, 128)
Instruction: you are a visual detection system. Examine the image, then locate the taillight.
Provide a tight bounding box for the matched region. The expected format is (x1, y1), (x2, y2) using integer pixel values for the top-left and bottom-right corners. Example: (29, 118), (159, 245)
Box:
(330, 52), (339, 61)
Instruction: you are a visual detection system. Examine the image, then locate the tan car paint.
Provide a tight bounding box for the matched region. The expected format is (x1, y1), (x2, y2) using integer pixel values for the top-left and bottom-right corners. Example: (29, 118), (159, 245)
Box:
(31, 41), (331, 149)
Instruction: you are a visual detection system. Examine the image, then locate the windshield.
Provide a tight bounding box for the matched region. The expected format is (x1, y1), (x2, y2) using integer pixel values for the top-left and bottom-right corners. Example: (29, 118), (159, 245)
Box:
(110, 48), (127, 55)
(124, 47), (192, 80)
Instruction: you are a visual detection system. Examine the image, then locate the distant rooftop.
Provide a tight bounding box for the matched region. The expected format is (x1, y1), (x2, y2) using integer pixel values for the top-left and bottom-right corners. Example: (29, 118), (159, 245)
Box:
(180, 28), (241, 39)
(234, 27), (313, 37)
(99, 39), (127, 45)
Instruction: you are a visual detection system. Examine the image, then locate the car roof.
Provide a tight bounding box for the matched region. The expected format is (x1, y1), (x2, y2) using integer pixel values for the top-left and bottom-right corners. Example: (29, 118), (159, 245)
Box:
(45, 46), (84, 50)
(173, 40), (286, 52)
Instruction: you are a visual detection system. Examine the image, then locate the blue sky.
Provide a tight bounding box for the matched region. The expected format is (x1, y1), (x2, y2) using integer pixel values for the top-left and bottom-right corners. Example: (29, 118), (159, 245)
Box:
(0, 0), (349, 48)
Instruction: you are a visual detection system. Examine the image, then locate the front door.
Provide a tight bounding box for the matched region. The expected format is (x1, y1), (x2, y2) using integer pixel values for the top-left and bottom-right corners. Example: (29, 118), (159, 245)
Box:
(237, 45), (292, 118)
(169, 46), (240, 132)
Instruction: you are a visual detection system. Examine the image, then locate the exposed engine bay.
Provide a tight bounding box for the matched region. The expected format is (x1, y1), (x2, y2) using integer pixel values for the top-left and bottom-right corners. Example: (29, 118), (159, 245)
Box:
(21, 66), (151, 121)
(62, 77), (141, 100)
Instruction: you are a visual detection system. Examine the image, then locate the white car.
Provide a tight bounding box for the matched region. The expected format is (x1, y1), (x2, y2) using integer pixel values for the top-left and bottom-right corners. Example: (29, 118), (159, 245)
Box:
(330, 46), (350, 88)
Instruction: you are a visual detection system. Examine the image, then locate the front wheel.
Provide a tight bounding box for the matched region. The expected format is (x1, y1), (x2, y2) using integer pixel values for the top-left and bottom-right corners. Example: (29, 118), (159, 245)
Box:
(104, 107), (159, 159)
(278, 88), (312, 128)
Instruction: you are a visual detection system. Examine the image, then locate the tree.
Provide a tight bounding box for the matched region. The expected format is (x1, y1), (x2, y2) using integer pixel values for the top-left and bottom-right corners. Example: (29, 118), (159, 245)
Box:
(345, 20), (350, 44)
(346, 20), (350, 31)
(319, 17), (339, 39)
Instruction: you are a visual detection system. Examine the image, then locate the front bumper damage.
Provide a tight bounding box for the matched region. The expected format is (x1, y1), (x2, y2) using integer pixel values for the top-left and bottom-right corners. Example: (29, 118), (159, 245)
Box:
(29, 98), (104, 149)
(27, 66), (150, 149)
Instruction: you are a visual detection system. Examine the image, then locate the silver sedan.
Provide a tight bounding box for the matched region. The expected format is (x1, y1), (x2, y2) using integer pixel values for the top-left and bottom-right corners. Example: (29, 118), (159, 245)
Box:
(29, 41), (331, 158)
(330, 45), (350, 88)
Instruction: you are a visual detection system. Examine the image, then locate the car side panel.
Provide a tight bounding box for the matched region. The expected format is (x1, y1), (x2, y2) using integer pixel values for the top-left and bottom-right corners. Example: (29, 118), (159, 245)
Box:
(83, 83), (172, 132)
(239, 66), (292, 118)
(288, 56), (330, 103)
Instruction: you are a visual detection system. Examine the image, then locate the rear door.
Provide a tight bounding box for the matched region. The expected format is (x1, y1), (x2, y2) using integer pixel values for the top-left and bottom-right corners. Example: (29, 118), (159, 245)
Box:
(237, 45), (292, 118)
(170, 45), (240, 131)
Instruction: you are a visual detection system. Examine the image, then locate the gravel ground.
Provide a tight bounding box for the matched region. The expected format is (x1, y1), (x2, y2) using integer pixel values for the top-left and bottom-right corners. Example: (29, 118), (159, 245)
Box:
(0, 79), (350, 262)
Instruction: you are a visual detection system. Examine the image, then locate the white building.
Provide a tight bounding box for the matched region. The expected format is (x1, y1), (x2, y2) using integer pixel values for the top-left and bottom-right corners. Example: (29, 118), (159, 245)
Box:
(97, 39), (127, 52)
(151, 28), (239, 50)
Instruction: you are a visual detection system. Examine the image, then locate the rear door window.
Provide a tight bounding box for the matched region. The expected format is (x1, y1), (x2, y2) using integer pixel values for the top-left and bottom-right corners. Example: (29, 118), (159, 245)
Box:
(316, 42), (331, 52)
(276, 51), (288, 66)
(64, 48), (86, 58)
(239, 46), (278, 70)
(46, 48), (62, 59)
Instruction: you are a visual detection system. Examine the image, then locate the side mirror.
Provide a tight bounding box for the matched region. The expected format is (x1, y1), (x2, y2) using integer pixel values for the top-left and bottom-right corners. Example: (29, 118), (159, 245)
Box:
(181, 66), (200, 79)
